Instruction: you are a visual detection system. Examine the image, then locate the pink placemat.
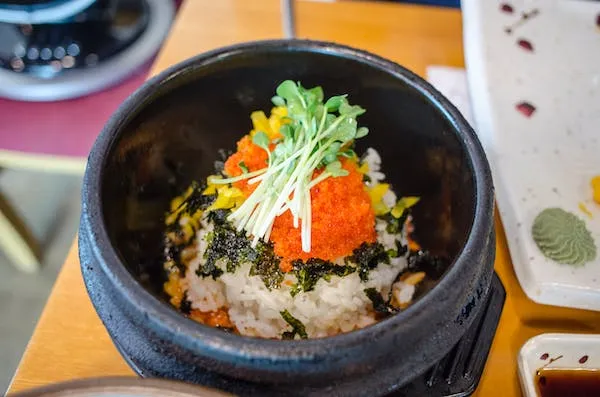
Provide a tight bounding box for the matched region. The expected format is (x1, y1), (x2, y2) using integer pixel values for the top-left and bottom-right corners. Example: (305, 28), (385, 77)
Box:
(0, 0), (185, 161)
(0, 64), (151, 159)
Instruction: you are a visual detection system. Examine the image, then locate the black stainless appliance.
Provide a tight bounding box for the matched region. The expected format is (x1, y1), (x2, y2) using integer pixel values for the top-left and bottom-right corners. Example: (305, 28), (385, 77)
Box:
(0, 0), (175, 101)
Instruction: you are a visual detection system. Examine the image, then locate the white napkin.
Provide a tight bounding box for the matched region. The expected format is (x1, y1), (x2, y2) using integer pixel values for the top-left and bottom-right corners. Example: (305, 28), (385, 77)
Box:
(426, 66), (474, 128)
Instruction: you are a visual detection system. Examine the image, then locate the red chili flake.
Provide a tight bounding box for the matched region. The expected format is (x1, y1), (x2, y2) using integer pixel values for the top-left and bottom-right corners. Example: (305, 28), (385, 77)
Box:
(501, 3), (514, 13)
(579, 355), (589, 364)
(518, 39), (534, 52)
(516, 102), (536, 117)
(596, 14), (600, 28)
(540, 353), (549, 360)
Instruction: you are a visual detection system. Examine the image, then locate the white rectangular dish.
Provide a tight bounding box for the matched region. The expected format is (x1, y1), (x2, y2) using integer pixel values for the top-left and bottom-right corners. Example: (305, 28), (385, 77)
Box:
(462, 0), (600, 311)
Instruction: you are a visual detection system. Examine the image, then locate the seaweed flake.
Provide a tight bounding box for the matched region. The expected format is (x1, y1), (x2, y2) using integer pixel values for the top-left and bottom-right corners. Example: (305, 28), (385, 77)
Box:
(249, 241), (284, 290)
(180, 291), (192, 314)
(378, 211), (409, 235)
(216, 326), (236, 333)
(206, 209), (230, 226)
(200, 223), (254, 278)
(164, 235), (185, 273)
(406, 250), (447, 280)
(364, 288), (397, 318)
(347, 242), (390, 282)
(280, 309), (308, 339)
(200, 215), (283, 289)
(290, 258), (355, 296)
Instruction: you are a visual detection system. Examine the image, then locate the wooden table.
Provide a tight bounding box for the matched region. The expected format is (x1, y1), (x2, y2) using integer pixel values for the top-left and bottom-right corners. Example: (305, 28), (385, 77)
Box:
(8, 0), (600, 395)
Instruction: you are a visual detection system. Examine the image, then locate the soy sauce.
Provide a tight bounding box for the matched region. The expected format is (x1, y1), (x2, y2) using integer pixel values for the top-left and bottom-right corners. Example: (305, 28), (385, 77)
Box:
(536, 368), (600, 397)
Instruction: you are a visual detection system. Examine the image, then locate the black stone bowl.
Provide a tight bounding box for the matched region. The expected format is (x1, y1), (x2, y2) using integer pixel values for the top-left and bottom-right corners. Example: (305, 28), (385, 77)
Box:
(79, 40), (495, 397)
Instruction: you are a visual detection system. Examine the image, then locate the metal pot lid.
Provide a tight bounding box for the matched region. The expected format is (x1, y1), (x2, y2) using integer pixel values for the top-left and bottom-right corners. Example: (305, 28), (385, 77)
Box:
(10, 377), (235, 397)
(0, 0), (96, 24)
(0, 0), (174, 101)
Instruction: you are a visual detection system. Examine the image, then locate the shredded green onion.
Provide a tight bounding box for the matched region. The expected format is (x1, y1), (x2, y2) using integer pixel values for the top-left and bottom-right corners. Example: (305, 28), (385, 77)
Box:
(211, 81), (369, 252)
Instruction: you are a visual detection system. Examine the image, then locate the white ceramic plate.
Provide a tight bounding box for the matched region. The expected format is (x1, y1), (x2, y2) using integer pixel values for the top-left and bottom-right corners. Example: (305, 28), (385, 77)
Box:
(463, 0), (600, 311)
(518, 333), (600, 397)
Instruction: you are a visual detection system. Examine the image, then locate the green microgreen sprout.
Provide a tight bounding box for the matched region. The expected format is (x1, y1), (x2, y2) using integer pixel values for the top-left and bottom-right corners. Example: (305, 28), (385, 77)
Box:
(210, 81), (369, 252)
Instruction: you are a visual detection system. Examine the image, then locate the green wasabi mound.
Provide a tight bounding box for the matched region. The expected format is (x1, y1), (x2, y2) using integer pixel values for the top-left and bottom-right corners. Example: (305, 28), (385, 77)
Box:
(532, 207), (597, 266)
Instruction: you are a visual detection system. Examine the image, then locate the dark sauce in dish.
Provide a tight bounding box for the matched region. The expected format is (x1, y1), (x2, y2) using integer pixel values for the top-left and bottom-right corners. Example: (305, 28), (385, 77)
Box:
(536, 368), (600, 397)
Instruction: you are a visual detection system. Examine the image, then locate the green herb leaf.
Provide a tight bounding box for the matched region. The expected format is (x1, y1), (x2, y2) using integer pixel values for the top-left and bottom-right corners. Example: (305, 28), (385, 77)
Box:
(280, 124), (294, 140)
(321, 142), (342, 166)
(334, 118), (358, 142)
(324, 95), (346, 112)
(339, 101), (366, 117)
(271, 95), (286, 107)
(284, 137), (294, 153)
(252, 131), (270, 151)
(323, 152), (337, 165)
(324, 113), (336, 128)
(218, 82), (371, 253)
(273, 143), (287, 158)
(280, 309), (308, 339)
(339, 148), (356, 159)
(307, 86), (324, 103)
(238, 161), (249, 174)
(276, 80), (300, 100)
(325, 161), (349, 177)
(376, 212), (406, 235)
(356, 127), (369, 139)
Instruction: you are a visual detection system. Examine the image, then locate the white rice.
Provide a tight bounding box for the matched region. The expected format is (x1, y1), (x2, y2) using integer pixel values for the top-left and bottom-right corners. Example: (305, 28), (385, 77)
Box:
(183, 148), (412, 338)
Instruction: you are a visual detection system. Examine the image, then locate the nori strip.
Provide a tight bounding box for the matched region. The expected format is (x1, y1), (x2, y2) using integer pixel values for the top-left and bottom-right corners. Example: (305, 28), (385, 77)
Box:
(290, 258), (355, 296)
(407, 250), (447, 280)
(249, 241), (283, 290)
(200, 215), (283, 289)
(199, 223), (252, 278)
(364, 288), (397, 318)
(280, 309), (308, 339)
(180, 291), (192, 314)
(347, 242), (390, 282)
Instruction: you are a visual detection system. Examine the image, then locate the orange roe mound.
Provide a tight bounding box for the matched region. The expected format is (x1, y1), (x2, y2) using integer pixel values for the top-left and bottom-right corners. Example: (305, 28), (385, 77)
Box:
(270, 159), (376, 272)
(224, 135), (268, 195)
(223, 136), (377, 272)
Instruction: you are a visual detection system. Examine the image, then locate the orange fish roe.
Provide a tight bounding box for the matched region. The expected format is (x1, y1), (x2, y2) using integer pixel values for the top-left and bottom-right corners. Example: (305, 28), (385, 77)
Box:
(189, 308), (234, 329)
(270, 159), (377, 272)
(224, 136), (377, 272)
(404, 217), (422, 252)
(223, 135), (268, 195)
